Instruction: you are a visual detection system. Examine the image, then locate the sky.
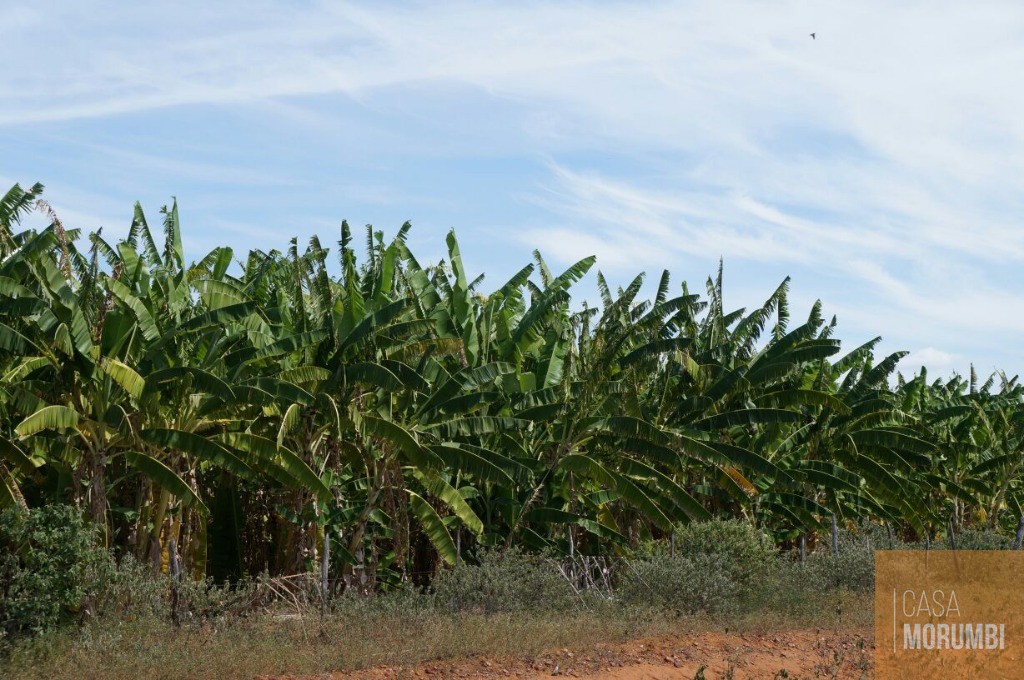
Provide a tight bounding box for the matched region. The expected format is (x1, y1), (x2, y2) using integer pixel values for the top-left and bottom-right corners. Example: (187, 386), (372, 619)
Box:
(2, 1), (1023, 378)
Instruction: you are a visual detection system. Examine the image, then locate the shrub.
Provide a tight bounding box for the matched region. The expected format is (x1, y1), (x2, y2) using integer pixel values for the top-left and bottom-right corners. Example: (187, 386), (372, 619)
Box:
(89, 553), (168, 619)
(618, 552), (738, 615)
(92, 552), (266, 625)
(431, 547), (578, 615)
(798, 539), (876, 593)
(331, 584), (433, 623)
(665, 519), (775, 585)
(620, 519), (777, 616)
(842, 520), (903, 550)
(949, 528), (1012, 550)
(0, 505), (110, 645)
(775, 528), (878, 594)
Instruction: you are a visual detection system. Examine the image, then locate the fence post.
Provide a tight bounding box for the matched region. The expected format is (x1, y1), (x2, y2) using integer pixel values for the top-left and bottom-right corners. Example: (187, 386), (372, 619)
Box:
(948, 518), (957, 551)
(321, 530), (331, 606)
(1014, 517), (1024, 550)
(831, 514), (839, 558)
(670, 532), (675, 559)
(169, 538), (181, 580)
(799, 535), (806, 564)
(169, 537), (181, 626)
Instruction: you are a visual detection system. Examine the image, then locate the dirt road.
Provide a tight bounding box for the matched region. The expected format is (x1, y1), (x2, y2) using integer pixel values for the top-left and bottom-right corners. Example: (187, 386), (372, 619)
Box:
(319, 629), (873, 679)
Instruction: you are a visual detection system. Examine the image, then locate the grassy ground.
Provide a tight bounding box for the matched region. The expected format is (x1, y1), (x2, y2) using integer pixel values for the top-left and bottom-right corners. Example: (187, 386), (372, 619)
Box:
(3, 590), (872, 680)
(3, 523), (881, 679)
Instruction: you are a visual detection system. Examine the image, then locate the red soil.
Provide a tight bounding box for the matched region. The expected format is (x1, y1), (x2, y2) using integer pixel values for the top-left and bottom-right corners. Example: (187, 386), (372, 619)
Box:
(303, 629), (873, 679)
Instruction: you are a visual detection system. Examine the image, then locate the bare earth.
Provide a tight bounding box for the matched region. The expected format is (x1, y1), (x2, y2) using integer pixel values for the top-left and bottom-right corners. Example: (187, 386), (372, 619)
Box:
(276, 629), (874, 679)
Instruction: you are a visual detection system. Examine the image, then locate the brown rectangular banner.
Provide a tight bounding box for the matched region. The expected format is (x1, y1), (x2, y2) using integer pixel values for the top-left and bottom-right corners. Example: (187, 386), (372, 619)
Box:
(875, 551), (1024, 678)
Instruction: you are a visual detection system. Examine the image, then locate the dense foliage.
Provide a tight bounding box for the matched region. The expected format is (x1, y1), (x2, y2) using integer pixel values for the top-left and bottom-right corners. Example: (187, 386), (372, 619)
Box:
(1, 182), (1022, 589)
(0, 505), (106, 641)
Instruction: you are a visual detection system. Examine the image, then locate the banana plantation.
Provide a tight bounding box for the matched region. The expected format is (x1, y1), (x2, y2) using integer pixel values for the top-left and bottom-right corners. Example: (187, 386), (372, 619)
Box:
(1, 182), (1022, 588)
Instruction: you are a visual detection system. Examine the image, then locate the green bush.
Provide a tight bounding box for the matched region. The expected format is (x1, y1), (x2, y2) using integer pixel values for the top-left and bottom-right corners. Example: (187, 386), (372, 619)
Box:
(618, 552), (738, 615)
(797, 533), (876, 593)
(89, 554), (168, 619)
(949, 528), (1012, 550)
(665, 520), (775, 584)
(0, 505), (110, 645)
(92, 553), (262, 623)
(620, 519), (777, 616)
(743, 559), (820, 617)
(431, 547), (578, 615)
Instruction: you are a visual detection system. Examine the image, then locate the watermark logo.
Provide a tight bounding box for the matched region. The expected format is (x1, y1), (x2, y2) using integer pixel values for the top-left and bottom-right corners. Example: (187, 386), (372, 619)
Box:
(875, 551), (1024, 677)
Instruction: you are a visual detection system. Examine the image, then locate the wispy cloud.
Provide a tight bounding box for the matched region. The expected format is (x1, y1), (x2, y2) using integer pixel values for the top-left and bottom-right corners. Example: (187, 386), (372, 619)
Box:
(3, 1), (1023, 376)
(519, 162), (1024, 375)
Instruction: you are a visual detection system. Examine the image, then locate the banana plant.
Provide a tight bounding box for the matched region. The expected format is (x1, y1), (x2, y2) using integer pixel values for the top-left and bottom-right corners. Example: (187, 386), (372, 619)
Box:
(3, 180), (1023, 583)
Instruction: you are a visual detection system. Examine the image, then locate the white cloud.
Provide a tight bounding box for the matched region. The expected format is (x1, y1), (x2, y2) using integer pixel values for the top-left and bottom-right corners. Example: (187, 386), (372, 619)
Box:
(3, 0), (1024, 375)
(899, 347), (963, 379)
(514, 162), (1024, 377)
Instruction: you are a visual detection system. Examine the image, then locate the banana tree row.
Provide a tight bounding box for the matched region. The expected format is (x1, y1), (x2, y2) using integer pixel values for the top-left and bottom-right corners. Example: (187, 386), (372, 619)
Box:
(1, 182), (1022, 585)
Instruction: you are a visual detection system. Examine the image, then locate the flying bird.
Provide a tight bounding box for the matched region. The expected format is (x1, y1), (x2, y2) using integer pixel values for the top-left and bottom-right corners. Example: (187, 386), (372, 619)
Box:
(810, 32), (816, 39)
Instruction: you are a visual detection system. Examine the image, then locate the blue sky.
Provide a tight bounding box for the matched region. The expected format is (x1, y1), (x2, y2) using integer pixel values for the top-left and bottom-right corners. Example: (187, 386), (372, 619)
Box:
(3, 1), (1023, 377)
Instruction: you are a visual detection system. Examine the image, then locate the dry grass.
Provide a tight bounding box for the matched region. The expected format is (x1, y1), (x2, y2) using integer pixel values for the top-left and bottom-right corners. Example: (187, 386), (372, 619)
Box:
(4, 592), (873, 680)
(5, 611), (651, 680)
